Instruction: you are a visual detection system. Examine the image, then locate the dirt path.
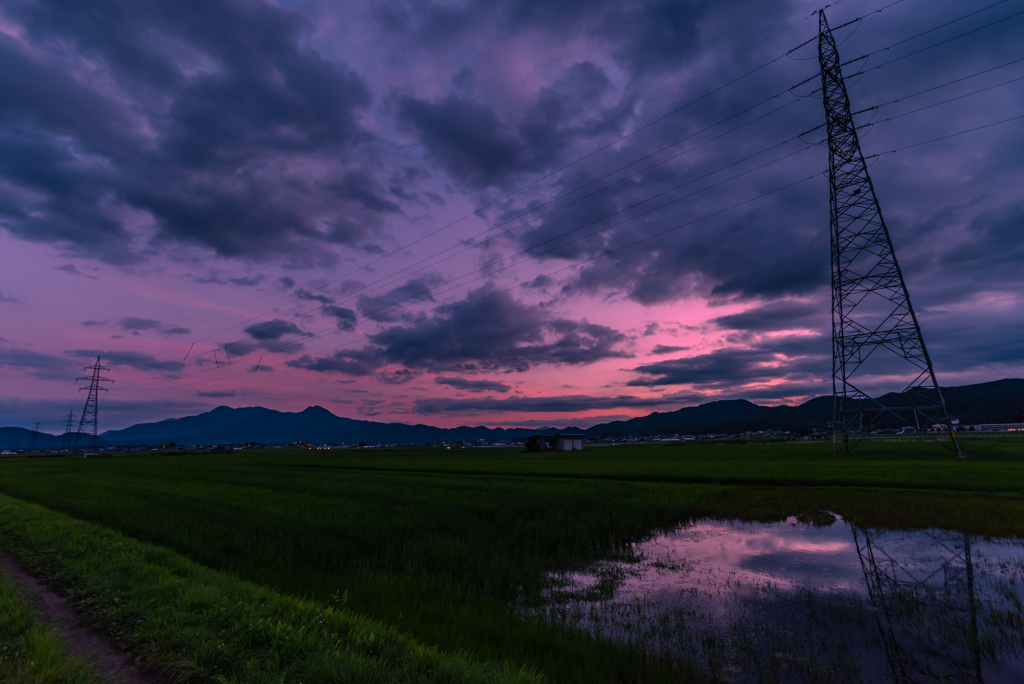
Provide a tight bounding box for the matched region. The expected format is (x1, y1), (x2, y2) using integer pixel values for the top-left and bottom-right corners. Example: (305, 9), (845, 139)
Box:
(0, 550), (161, 684)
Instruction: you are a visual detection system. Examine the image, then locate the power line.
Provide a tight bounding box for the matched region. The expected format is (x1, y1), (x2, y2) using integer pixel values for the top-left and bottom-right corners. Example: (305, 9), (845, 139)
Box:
(113, 100), (1020, 394)
(107, 0), (913, 376)
(104, 1), (1019, 390)
(115, 172), (825, 393)
(139, 51), (1024, 377)
(111, 80), (1021, 395)
(115, 46), (990, 382)
(317, 58), (1024, 322)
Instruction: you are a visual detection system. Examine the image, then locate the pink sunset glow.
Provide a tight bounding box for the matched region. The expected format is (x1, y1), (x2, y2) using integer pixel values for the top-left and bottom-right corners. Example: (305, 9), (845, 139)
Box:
(0, 0), (1022, 431)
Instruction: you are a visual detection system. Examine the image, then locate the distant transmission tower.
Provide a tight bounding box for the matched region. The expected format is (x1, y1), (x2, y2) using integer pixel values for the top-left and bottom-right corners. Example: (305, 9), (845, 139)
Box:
(58, 411), (76, 449)
(818, 11), (960, 457)
(72, 357), (113, 452)
(28, 422), (41, 450)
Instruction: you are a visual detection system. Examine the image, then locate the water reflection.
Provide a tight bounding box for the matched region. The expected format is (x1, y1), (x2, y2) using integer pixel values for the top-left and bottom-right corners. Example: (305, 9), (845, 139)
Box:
(537, 516), (1024, 683)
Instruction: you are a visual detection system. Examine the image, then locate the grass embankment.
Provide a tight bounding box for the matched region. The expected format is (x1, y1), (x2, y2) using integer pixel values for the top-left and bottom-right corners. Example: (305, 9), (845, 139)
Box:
(0, 567), (99, 684)
(0, 493), (542, 684)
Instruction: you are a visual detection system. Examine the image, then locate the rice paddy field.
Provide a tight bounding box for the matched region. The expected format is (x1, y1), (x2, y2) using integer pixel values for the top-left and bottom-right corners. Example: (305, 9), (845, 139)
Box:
(0, 435), (1022, 683)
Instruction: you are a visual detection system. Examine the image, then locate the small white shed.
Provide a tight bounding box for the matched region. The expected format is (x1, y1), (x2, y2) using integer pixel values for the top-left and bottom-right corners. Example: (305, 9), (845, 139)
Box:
(554, 432), (586, 451)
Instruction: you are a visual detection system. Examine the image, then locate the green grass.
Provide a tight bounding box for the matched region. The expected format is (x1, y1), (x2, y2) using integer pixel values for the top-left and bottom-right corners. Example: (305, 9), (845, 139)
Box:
(0, 438), (1021, 683)
(0, 567), (99, 684)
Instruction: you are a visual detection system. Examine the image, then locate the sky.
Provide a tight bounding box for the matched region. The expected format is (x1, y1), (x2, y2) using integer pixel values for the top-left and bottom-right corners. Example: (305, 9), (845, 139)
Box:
(0, 0), (1022, 431)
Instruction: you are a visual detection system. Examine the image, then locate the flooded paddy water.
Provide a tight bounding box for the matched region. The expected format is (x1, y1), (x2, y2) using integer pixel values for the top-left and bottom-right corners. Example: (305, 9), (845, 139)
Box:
(535, 513), (1024, 683)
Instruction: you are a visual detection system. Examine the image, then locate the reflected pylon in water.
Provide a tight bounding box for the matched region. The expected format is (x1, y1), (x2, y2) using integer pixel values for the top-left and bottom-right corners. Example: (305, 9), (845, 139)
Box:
(853, 527), (984, 683)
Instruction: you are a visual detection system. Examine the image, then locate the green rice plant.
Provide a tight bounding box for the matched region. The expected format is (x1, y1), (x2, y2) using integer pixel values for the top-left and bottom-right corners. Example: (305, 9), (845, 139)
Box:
(270, 435), (1024, 493)
(0, 460), (710, 683)
(0, 438), (1021, 683)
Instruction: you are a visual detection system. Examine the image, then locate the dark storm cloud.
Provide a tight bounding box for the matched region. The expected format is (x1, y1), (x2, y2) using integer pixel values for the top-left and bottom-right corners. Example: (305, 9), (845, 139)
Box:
(229, 275), (265, 287)
(296, 288), (333, 305)
(444, 0), (1024, 328)
(356, 276), (442, 323)
(378, 369), (417, 384)
(0, 287), (18, 303)
(710, 300), (825, 332)
(628, 333), (828, 388)
(435, 376), (512, 393)
(321, 305), (358, 331)
(295, 287), (359, 330)
(396, 95), (524, 187)
(67, 349), (186, 375)
(650, 345), (689, 355)
(395, 60), (620, 188)
(414, 393), (670, 414)
(55, 264), (98, 279)
(244, 320), (312, 342)
(0, 396), (214, 431)
(116, 317), (193, 336)
(370, 283), (631, 372)
(195, 390), (235, 398)
(118, 317), (162, 331)
(0, 0), (380, 263)
(0, 347), (80, 381)
(286, 346), (387, 376)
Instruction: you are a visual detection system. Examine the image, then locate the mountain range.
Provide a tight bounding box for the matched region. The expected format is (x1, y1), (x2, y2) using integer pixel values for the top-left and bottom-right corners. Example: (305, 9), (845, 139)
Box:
(2, 379), (1021, 449)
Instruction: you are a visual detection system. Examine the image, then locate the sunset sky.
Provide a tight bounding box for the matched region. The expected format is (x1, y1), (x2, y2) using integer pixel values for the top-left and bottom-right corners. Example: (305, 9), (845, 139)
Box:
(1, 0), (1022, 431)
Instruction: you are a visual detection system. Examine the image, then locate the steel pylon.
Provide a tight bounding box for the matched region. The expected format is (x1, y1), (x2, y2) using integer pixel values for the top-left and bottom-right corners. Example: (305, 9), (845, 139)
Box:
(72, 356), (113, 452)
(818, 11), (960, 457)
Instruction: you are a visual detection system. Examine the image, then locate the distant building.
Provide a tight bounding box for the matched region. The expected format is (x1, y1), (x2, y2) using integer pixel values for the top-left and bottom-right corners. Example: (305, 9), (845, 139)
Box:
(525, 432), (587, 451)
(554, 432), (586, 451)
(976, 423), (1024, 432)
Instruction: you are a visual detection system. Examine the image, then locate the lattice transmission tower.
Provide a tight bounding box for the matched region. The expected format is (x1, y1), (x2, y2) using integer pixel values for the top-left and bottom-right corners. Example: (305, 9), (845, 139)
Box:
(58, 410), (76, 450)
(818, 11), (960, 457)
(72, 356), (113, 452)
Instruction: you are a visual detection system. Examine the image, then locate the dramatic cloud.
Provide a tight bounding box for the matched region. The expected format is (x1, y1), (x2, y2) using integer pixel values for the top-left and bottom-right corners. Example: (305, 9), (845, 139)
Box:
(0, 347), (80, 381)
(0, 0), (379, 264)
(435, 376), (512, 393)
(195, 390), (236, 398)
(115, 318), (192, 336)
(0, 0), (1020, 427)
(286, 346), (387, 376)
(67, 349), (186, 375)
(414, 393), (672, 414)
(628, 334), (828, 389)
(55, 264), (97, 279)
(710, 300), (825, 332)
(356, 276), (442, 323)
(371, 284), (632, 372)
(321, 306), (358, 331)
(118, 318), (162, 331)
(0, 395), (216, 431)
(650, 345), (689, 355)
(244, 320), (312, 342)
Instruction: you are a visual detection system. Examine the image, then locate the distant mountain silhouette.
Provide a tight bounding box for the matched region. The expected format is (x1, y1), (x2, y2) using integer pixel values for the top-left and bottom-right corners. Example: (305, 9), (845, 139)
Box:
(585, 379), (1024, 437)
(0, 428), (107, 450)
(2, 379), (1021, 449)
(97, 406), (557, 446)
